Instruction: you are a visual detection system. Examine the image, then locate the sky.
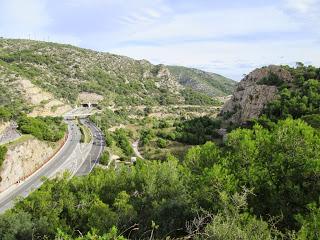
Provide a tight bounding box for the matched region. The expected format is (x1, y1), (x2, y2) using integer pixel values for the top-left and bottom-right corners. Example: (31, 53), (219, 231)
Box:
(0, 0), (319, 80)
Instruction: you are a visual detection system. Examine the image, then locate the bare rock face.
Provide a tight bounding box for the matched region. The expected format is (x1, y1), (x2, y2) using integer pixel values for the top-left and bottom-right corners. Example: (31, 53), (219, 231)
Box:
(78, 92), (104, 105)
(221, 65), (293, 123)
(16, 79), (72, 117)
(0, 137), (60, 192)
(153, 64), (183, 94)
(156, 64), (171, 78)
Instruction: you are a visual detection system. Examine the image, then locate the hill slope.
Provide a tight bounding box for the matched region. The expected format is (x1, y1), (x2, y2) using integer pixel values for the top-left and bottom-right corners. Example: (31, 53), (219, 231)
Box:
(168, 65), (235, 97)
(0, 39), (235, 113)
(221, 64), (320, 125)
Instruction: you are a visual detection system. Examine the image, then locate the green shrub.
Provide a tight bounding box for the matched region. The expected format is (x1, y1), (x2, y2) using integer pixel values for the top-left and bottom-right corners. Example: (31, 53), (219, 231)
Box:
(175, 116), (221, 144)
(100, 151), (110, 166)
(157, 138), (168, 148)
(17, 116), (67, 142)
(301, 114), (320, 128)
(140, 129), (155, 146)
(113, 129), (133, 156)
(257, 72), (284, 86)
(182, 88), (221, 105)
(104, 132), (114, 147)
(0, 145), (7, 169)
(0, 107), (12, 121)
(264, 65), (320, 121)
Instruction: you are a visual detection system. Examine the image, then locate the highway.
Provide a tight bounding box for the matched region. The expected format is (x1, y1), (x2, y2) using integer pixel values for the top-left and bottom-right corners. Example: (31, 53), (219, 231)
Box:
(75, 119), (105, 176)
(0, 117), (104, 213)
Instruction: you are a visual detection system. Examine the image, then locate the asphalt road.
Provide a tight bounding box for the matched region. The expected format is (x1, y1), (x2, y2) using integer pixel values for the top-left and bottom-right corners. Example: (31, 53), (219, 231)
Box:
(0, 117), (105, 213)
(75, 119), (105, 176)
(0, 120), (82, 213)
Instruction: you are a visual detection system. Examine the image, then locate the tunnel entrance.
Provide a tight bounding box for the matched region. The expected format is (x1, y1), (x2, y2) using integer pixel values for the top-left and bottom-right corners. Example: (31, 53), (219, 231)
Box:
(81, 103), (90, 108)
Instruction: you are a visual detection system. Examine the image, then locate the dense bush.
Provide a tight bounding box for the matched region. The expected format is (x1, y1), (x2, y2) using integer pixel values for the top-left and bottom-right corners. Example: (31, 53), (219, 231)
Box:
(1, 119), (318, 239)
(113, 129), (134, 157)
(17, 116), (67, 142)
(99, 151), (110, 166)
(257, 72), (284, 86)
(265, 65), (320, 121)
(182, 88), (221, 105)
(174, 116), (221, 144)
(224, 119), (320, 230)
(0, 157), (192, 239)
(0, 107), (12, 121)
(157, 138), (168, 148)
(104, 132), (114, 147)
(301, 114), (320, 128)
(139, 128), (155, 146)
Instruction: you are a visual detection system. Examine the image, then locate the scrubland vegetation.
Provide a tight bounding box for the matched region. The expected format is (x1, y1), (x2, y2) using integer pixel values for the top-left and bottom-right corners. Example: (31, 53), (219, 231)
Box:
(0, 39), (234, 108)
(0, 38), (319, 240)
(0, 118), (319, 239)
(17, 116), (67, 142)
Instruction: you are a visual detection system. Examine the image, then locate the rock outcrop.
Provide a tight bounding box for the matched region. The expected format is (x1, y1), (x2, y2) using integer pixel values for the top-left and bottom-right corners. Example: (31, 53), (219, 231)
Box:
(78, 92), (104, 105)
(153, 64), (183, 94)
(0, 38), (236, 109)
(221, 65), (293, 123)
(0, 137), (61, 192)
(17, 79), (72, 117)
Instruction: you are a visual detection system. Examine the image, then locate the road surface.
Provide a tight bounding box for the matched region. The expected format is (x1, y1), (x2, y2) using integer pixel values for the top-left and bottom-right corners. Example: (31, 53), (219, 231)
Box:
(64, 107), (100, 118)
(0, 122), (21, 145)
(0, 118), (104, 213)
(75, 119), (105, 176)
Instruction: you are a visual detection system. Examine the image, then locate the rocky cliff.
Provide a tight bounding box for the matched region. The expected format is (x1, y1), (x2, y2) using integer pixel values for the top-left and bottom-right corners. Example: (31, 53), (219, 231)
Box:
(0, 137), (62, 192)
(221, 65), (293, 123)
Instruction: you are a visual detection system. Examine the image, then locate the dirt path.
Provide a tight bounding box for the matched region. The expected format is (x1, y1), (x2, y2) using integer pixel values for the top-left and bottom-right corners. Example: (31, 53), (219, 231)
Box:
(132, 140), (144, 159)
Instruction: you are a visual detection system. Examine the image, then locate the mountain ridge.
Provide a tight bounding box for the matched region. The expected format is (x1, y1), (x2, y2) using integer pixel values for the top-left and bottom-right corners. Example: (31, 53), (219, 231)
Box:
(0, 38), (235, 114)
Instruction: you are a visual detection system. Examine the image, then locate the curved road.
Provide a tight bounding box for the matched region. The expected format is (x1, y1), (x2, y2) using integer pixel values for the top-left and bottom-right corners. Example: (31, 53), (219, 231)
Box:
(0, 118), (104, 213)
(75, 119), (105, 176)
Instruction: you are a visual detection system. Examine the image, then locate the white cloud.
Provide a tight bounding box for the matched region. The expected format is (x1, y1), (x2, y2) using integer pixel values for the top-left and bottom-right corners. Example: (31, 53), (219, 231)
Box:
(108, 4), (317, 80)
(125, 6), (300, 42)
(284, 0), (319, 13)
(117, 1), (172, 27)
(0, 0), (318, 81)
(111, 39), (320, 80)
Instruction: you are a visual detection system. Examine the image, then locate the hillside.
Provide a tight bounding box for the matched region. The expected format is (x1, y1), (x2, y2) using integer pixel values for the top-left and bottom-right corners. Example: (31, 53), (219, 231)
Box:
(221, 64), (320, 126)
(0, 39), (235, 114)
(0, 63), (320, 239)
(168, 65), (235, 97)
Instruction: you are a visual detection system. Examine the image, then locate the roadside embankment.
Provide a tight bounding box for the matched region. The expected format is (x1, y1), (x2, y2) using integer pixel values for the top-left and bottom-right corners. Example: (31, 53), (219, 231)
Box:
(0, 134), (67, 192)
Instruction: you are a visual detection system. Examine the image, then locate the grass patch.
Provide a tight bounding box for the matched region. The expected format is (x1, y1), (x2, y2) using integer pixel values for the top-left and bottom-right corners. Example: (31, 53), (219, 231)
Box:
(0, 145), (8, 170)
(78, 121), (92, 143)
(4, 134), (34, 147)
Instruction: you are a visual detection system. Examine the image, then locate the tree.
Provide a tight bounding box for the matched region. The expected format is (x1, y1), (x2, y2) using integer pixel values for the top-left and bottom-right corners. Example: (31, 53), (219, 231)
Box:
(184, 141), (221, 174)
(224, 119), (320, 229)
(295, 203), (320, 240)
(0, 211), (33, 240)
